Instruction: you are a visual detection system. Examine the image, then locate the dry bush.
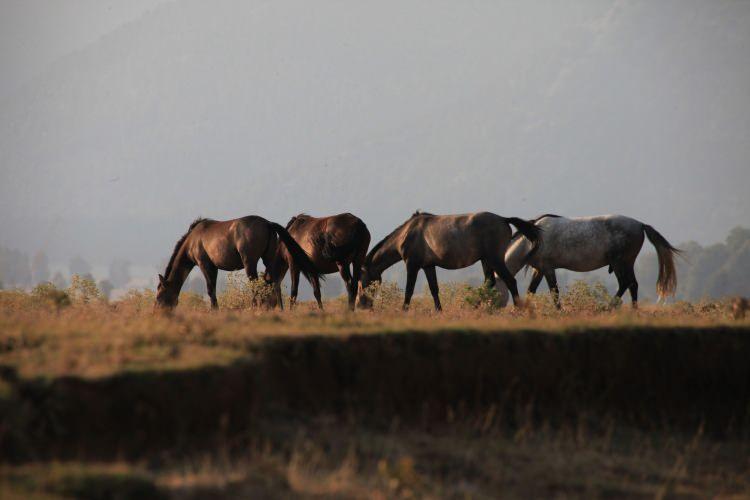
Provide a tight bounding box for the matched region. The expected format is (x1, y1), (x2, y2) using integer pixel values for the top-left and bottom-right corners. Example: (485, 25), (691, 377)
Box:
(31, 282), (72, 310)
(218, 271), (274, 310)
(733, 296), (749, 320)
(462, 282), (507, 312)
(178, 292), (208, 311)
(67, 274), (103, 305)
(0, 289), (34, 312)
(562, 280), (615, 314)
(114, 288), (156, 314)
(361, 281), (403, 311)
(525, 291), (559, 317)
(0, 283), (72, 312)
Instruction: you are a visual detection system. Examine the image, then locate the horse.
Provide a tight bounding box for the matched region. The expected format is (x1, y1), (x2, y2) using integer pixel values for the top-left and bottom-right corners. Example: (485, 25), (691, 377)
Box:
(359, 211), (542, 311)
(502, 214), (680, 307)
(155, 216), (321, 309)
(266, 213), (371, 310)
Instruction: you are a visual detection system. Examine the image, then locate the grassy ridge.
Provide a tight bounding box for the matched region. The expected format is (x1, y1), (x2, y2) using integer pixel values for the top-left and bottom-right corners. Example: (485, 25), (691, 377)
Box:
(2, 284), (750, 497)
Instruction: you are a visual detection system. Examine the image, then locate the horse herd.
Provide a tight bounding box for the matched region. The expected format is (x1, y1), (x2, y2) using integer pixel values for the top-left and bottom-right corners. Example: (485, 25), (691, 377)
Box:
(155, 211), (680, 311)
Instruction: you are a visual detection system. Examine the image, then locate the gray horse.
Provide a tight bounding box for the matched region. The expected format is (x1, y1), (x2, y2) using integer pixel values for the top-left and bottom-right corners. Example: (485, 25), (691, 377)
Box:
(502, 214), (680, 307)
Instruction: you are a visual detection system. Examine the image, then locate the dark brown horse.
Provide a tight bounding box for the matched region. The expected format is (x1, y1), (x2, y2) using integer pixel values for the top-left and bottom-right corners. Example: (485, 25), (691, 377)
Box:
(155, 216), (321, 309)
(267, 213), (371, 310)
(360, 211), (542, 310)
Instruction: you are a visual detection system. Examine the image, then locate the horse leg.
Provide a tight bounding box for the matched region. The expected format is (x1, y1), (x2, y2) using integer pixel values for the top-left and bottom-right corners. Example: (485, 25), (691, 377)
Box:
(424, 266), (442, 311)
(350, 259), (363, 309)
(544, 271), (561, 308)
(198, 261), (219, 309)
(242, 259), (261, 307)
(490, 258), (523, 307)
(272, 281), (283, 310)
(243, 259), (259, 280)
(337, 261), (355, 311)
(481, 260), (496, 288)
(402, 264), (420, 310)
(289, 267), (300, 309)
(612, 263), (634, 308)
(261, 253), (282, 310)
(626, 265), (639, 308)
(527, 268), (543, 295)
(311, 275), (323, 310)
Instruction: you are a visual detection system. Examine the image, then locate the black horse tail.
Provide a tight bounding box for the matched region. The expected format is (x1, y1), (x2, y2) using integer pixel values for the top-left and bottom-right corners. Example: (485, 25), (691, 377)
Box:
(643, 224), (680, 299)
(320, 219), (371, 262)
(268, 223), (323, 284)
(505, 217), (543, 265)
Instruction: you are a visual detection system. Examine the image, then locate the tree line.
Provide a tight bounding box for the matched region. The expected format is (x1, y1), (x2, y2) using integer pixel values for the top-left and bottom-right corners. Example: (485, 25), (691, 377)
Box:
(1, 226), (749, 300)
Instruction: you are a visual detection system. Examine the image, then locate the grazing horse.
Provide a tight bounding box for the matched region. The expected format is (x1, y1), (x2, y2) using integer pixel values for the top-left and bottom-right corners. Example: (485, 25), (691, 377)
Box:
(360, 211), (542, 310)
(267, 213), (371, 310)
(502, 214), (680, 307)
(155, 216), (321, 309)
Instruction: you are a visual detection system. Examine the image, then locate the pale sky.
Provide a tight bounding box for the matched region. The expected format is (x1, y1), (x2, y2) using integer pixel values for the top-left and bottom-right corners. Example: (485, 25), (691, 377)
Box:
(1, 0), (749, 267)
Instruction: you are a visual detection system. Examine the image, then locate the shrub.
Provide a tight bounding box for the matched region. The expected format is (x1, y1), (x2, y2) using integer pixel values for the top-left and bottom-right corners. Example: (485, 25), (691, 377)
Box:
(0, 289), (33, 311)
(430, 281), (470, 311)
(218, 271), (274, 310)
(116, 289), (155, 313)
(463, 283), (506, 312)
(562, 280), (613, 314)
(67, 274), (102, 304)
(361, 281), (403, 311)
(525, 291), (559, 317)
(178, 291), (208, 311)
(31, 282), (71, 310)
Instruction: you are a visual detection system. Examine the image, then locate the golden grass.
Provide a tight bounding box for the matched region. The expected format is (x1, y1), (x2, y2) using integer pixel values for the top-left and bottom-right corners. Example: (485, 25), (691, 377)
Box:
(2, 283), (750, 498)
(0, 281), (746, 380)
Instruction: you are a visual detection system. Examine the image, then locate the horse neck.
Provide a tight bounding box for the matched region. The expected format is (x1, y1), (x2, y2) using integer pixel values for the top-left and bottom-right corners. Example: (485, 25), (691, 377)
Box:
(505, 237), (533, 276)
(371, 236), (402, 275)
(167, 249), (194, 291)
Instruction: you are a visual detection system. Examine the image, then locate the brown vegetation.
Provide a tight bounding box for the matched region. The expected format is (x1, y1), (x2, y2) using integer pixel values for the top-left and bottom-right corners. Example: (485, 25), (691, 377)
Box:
(1, 281), (749, 498)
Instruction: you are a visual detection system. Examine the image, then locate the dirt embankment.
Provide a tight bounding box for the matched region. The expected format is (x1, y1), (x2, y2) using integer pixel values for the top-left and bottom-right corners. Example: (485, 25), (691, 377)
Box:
(2, 326), (749, 462)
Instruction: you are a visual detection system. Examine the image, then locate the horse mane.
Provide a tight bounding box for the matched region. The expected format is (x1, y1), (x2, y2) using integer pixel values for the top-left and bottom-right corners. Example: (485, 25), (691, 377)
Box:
(163, 217), (209, 278)
(286, 213), (311, 230)
(533, 213), (562, 223)
(366, 210), (434, 264)
(510, 214), (562, 241)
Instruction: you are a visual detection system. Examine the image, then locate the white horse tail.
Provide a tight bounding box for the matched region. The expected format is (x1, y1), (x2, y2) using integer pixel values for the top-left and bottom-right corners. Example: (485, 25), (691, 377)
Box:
(643, 224), (681, 299)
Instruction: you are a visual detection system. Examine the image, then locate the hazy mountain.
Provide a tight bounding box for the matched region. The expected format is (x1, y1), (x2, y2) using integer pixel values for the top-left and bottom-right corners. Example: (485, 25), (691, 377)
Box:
(1, 0), (748, 267)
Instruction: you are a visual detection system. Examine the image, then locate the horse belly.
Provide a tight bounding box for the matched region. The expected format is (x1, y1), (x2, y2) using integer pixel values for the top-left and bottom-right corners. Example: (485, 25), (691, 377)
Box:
(430, 247), (480, 270)
(418, 223), (480, 269)
(316, 260), (340, 274)
(544, 228), (609, 272)
(552, 253), (608, 273)
(204, 239), (245, 271)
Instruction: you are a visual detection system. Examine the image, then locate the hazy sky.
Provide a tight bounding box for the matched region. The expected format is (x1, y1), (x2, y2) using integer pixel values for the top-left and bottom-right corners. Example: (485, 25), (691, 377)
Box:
(1, 0), (749, 268)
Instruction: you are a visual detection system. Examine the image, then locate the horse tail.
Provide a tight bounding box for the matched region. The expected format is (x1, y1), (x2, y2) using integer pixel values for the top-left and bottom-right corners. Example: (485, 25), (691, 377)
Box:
(643, 224), (680, 300)
(320, 219), (370, 262)
(268, 222), (323, 284)
(505, 217), (542, 265)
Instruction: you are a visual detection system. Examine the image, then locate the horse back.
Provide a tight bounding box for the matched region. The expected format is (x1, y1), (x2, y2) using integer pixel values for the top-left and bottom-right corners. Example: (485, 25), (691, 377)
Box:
(537, 215), (644, 270)
(286, 213), (370, 267)
(405, 212), (509, 268)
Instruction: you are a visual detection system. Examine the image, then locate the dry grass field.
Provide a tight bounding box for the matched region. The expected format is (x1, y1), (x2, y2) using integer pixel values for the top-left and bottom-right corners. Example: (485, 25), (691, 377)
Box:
(1, 278), (750, 498)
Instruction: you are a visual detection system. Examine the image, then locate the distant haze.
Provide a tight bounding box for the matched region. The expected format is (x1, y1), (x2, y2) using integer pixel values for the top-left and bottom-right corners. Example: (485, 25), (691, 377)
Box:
(1, 0), (749, 268)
